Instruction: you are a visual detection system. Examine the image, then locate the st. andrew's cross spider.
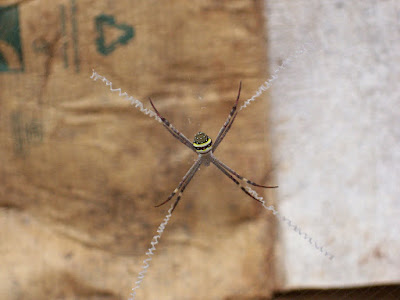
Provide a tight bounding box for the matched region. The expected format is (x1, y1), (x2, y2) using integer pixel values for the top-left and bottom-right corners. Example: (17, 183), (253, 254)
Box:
(149, 82), (278, 212)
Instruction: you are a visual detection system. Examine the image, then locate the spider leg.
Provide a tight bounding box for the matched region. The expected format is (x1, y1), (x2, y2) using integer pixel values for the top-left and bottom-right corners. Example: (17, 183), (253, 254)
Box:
(213, 106), (239, 152)
(212, 160), (263, 204)
(213, 158), (278, 188)
(149, 97), (196, 152)
(155, 158), (202, 211)
(212, 81), (241, 152)
(170, 163), (199, 212)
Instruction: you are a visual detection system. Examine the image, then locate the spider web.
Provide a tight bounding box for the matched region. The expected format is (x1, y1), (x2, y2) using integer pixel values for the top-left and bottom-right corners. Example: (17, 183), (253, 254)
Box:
(92, 43), (334, 299)
(91, 2), (400, 299)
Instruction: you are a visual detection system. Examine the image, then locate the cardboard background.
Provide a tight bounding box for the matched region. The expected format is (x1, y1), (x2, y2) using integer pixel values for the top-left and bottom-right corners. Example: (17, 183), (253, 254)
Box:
(0, 1), (277, 299)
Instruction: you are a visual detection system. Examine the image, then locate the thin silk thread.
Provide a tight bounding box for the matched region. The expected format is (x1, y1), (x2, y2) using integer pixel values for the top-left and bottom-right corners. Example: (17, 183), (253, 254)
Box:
(246, 186), (334, 260)
(239, 42), (313, 111)
(91, 43), (332, 300)
(90, 70), (162, 123)
(129, 206), (174, 300)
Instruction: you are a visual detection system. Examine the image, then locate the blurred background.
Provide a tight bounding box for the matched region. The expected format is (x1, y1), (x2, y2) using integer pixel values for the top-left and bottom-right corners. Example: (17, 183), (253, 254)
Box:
(0, 0), (399, 299)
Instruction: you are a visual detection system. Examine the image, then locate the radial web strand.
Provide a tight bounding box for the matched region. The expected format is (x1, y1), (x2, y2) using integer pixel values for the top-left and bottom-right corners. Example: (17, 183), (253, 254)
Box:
(245, 186), (334, 260)
(129, 205), (174, 300)
(91, 70), (161, 123)
(240, 42), (314, 111)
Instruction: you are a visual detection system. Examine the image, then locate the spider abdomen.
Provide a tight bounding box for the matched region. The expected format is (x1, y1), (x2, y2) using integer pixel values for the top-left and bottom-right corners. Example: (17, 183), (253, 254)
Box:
(193, 132), (212, 154)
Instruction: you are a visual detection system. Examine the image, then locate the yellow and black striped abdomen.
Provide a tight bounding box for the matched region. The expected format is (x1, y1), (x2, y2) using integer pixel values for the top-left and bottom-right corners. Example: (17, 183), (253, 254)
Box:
(193, 132), (212, 154)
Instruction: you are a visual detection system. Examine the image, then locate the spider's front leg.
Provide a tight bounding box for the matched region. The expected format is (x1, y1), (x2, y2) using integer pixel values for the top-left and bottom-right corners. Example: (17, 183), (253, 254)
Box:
(149, 97), (196, 153)
(212, 81), (241, 152)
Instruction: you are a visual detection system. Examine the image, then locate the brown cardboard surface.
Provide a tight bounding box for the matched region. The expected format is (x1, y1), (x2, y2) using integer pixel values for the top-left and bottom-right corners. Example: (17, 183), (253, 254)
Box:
(0, 1), (276, 299)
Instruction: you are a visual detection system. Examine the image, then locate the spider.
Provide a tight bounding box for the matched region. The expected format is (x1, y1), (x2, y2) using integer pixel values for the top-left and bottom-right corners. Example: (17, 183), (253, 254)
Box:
(149, 82), (278, 212)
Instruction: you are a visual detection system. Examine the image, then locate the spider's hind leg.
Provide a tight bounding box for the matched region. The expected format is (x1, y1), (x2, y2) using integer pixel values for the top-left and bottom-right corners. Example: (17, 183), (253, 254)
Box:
(155, 158), (202, 212)
(214, 158), (278, 189)
(212, 159), (264, 204)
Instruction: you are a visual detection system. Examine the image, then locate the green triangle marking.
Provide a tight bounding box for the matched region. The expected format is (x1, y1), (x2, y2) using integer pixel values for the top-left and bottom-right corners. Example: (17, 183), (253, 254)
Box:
(95, 14), (134, 56)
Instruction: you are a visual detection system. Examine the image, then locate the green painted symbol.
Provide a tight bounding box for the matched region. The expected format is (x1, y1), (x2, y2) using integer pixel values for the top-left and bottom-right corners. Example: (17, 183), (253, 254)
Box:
(0, 5), (24, 72)
(95, 14), (134, 56)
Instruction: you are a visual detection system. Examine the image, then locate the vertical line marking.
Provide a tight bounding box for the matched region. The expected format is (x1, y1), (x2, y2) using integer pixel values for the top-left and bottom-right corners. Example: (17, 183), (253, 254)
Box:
(71, 0), (80, 73)
(60, 4), (68, 69)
